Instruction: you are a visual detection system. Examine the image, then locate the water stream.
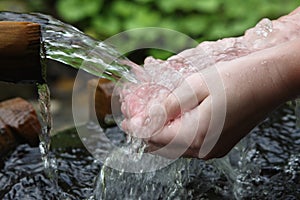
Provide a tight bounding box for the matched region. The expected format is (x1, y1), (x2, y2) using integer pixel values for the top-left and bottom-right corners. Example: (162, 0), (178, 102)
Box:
(0, 11), (137, 83)
(0, 11), (300, 200)
(36, 83), (55, 177)
(1, 106), (299, 199)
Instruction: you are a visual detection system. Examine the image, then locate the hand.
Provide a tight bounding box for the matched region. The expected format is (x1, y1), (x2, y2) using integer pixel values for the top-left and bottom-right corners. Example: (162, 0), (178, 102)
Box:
(121, 7), (300, 159)
(142, 40), (299, 159)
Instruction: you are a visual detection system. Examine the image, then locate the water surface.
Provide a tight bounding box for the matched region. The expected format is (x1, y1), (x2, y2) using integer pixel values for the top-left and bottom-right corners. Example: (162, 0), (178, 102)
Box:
(0, 11), (299, 200)
(1, 105), (299, 199)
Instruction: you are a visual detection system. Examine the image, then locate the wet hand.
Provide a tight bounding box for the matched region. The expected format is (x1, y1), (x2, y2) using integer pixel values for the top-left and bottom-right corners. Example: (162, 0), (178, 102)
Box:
(144, 42), (297, 159)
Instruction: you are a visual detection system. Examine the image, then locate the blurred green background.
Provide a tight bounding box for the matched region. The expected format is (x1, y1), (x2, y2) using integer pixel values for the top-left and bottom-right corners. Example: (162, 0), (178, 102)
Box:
(0, 0), (299, 60)
(0, 0), (299, 130)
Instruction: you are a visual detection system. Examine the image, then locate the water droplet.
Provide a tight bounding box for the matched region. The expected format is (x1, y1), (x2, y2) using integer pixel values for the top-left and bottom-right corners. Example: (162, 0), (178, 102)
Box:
(261, 60), (267, 65)
(255, 18), (273, 38)
(144, 117), (151, 125)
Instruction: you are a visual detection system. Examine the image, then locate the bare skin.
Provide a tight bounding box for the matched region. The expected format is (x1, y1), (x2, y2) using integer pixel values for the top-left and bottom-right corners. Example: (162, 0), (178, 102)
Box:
(123, 7), (300, 159)
(147, 38), (300, 159)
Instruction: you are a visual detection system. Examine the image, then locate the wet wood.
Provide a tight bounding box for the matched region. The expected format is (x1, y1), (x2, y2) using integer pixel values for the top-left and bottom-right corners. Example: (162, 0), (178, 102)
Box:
(0, 21), (42, 83)
(88, 79), (116, 127)
(0, 97), (41, 157)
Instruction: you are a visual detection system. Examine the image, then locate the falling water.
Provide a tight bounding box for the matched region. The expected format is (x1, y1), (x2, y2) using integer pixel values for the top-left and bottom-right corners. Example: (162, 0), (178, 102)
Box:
(37, 83), (56, 178)
(1, 11), (300, 200)
(0, 11), (168, 199)
(37, 83), (71, 199)
(0, 14), (142, 179)
(0, 11), (137, 83)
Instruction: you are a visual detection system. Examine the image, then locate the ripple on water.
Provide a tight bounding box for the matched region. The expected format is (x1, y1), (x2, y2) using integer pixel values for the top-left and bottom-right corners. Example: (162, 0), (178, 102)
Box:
(0, 105), (299, 199)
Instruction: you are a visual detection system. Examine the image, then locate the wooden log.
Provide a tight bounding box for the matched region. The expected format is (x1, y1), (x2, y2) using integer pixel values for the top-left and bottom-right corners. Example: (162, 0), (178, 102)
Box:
(88, 79), (116, 127)
(0, 21), (42, 83)
(0, 98), (41, 151)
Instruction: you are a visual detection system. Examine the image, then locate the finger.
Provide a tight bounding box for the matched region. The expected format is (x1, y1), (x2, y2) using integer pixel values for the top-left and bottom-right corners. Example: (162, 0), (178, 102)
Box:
(125, 103), (167, 138)
(150, 97), (212, 151)
(164, 73), (209, 120)
(121, 118), (128, 131)
(168, 47), (203, 62)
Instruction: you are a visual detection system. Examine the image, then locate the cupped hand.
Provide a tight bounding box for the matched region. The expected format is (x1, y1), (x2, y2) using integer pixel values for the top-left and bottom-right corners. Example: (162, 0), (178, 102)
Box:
(121, 7), (300, 159)
(143, 40), (297, 159)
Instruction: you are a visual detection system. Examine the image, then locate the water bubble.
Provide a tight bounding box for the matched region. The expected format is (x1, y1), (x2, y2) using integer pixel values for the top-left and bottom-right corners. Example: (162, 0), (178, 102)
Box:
(255, 18), (273, 38)
(143, 117), (151, 126)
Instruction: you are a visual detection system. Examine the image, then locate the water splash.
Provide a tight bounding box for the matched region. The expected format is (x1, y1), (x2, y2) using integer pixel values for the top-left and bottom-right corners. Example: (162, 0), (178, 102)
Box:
(93, 159), (189, 200)
(0, 11), (138, 83)
(1, 11), (300, 200)
(255, 18), (273, 37)
(250, 18), (274, 50)
(1, 105), (300, 199)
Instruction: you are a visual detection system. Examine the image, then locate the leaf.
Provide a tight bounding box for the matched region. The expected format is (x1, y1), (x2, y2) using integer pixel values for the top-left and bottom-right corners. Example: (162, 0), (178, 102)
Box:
(57, 0), (102, 23)
(157, 0), (177, 13)
(134, 0), (155, 3)
(148, 49), (173, 60)
(124, 8), (160, 29)
(92, 15), (121, 37)
(179, 15), (208, 35)
(194, 0), (220, 13)
(112, 1), (139, 18)
(158, 0), (220, 13)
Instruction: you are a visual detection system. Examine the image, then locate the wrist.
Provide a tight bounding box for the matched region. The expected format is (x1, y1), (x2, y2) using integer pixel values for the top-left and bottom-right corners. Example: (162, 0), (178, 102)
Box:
(278, 39), (300, 99)
(277, 8), (300, 97)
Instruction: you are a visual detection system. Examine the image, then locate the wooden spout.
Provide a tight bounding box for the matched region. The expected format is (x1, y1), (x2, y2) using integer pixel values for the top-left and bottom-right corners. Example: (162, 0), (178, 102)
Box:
(0, 21), (42, 83)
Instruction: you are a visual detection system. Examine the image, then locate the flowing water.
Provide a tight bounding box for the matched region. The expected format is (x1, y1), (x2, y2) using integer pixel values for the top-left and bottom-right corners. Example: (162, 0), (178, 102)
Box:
(296, 99), (300, 127)
(0, 11), (140, 198)
(36, 83), (55, 176)
(0, 11), (300, 200)
(1, 105), (299, 199)
(0, 11), (137, 83)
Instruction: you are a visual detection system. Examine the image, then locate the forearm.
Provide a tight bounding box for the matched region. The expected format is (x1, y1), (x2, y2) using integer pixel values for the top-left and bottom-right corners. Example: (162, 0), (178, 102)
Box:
(170, 7), (300, 72)
(284, 39), (300, 98)
(272, 38), (300, 100)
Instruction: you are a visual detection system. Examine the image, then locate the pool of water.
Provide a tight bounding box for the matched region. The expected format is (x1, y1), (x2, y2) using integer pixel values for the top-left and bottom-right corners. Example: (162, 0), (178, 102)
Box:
(0, 104), (299, 200)
(0, 134), (99, 199)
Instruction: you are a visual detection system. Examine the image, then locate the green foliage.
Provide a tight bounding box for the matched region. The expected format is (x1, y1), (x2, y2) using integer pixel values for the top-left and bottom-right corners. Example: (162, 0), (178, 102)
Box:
(57, 0), (103, 23)
(157, 0), (220, 13)
(0, 0), (28, 12)
(1, 0), (296, 62)
(52, 0), (300, 59)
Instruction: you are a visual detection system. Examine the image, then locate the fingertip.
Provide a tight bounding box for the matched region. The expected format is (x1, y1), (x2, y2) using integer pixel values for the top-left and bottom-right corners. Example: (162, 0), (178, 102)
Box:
(163, 73), (208, 121)
(121, 119), (128, 132)
(164, 93), (181, 120)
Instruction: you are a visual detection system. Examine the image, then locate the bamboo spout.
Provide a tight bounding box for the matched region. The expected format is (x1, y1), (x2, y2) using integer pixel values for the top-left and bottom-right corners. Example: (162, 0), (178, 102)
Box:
(0, 21), (42, 83)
